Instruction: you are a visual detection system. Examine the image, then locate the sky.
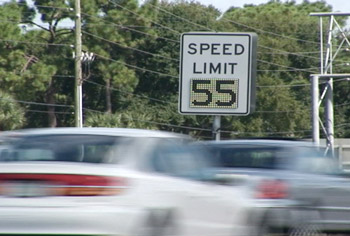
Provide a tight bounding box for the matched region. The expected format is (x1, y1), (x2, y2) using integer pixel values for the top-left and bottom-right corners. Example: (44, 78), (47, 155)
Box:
(194, 0), (350, 13)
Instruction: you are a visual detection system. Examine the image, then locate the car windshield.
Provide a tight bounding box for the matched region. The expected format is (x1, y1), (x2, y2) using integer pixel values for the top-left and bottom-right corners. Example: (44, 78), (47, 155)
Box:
(0, 134), (128, 164)
(205, 144), (340, 175)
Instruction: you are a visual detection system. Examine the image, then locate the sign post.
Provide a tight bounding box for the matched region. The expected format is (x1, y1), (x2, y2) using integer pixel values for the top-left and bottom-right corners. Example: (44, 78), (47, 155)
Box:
(179, 32), (257, 139)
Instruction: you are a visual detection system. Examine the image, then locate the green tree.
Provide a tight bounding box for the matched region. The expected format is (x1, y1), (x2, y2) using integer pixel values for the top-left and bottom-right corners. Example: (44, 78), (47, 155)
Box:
(20, 0), (75, 127)
(0, 0), (75, 128)
(0, 91), (25, 131)
(82, 0), (153, 114)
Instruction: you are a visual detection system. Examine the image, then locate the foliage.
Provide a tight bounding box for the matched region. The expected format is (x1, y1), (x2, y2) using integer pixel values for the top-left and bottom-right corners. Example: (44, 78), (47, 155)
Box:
(0, 0), (349, 140)
(0, 91), (26, 131)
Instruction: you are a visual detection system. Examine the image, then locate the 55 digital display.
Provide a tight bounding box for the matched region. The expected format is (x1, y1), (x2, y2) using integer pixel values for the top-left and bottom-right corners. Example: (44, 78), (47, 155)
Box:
(190, 78), (238, 109)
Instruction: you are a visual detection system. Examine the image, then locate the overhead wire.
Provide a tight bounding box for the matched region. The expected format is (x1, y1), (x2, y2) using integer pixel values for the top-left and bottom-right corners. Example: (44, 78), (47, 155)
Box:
(0, 97), (73, 108)
(83, 107), (213, 132)
(93, 52), (178, 79)
(7, 1), (331, 73)
(148, 2), (213, 31)
(106, 1), (326, 72)
(84, 80), (173, 104)
(80, 12), (179, 43)
(108, 0), (181, 35)
(82, 30), (179, 62)
(258, 59), (318, 73)
(0, 75), (314, 134)
(0, 38), (72, 47)
(84, 76), (311, 114)
(26, 109), (73, 115)
(6, 0), (338, 65)
(4, 1), (74, 12)
(2, 4), (342, 89)
(144, 1), (323, 59)
(217, 11), (320, 45)
(84, 76), (313, 115)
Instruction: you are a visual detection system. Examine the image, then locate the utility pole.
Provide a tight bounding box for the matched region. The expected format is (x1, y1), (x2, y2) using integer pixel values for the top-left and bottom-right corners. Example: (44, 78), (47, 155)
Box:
(74, 0), (83, 127)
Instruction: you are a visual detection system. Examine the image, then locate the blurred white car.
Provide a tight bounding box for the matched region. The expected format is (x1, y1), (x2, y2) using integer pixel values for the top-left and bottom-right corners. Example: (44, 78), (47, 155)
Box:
(197, 139), (350, 236)
(0, 128), (248, 236)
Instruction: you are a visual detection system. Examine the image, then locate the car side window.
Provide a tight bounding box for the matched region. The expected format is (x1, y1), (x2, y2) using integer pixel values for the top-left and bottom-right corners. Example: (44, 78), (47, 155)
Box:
(151, 143), (204, 181)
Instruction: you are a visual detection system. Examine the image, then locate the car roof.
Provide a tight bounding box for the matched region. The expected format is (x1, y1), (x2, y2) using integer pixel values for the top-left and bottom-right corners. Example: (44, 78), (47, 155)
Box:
(196, 139), (317, 147)
(0, 127), (189, 139)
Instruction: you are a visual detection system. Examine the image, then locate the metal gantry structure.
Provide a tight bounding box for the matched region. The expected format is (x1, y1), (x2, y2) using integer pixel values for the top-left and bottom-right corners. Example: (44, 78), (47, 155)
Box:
(310, 12), (350, 156)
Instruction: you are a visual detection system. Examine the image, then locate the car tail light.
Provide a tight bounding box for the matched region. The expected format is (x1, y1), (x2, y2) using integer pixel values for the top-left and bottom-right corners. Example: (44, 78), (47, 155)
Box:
(0, 174), (128, 197)
(255, 179), (288, 199)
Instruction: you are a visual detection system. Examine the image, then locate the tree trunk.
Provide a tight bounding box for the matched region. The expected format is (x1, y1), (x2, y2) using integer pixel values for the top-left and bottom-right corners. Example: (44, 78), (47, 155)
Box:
(46, 82), (57, 127)
(106, 78), (112, 113)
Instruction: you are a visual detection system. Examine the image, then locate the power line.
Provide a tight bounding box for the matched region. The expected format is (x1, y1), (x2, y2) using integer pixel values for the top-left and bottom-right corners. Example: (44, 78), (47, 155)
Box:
(335, 123), (350, 128)
(10, 71), (75, 78)
(259, 51), (320, 55)
(87, 0), (331, 67)
(145, 2), (324, 61)
(93, 52), (178, 79)
(84, 80), (173, 104)
(82, 30), (179, 62)
(257, 83), (311, 88)
(0, 90), (313, 134)
(258, 69), (314, 72)
(65, 105), (317, 135)
(26, 109), (73, 115)
(8, 0), (332, 62)
(220, 16), (319, 45)
(84, 108), (213, 132)
(82, 29), (319, 74)
(0, 97), (73, 108)
(148, 3), (213, 31)
(0, 38), (72, 47)
(258, 59), (318, 73)
(81, 12), (179, 44)
(9, 1), (73, 12)
(108, 0), (181, 35)
(147, 1), (318, 45)
(220, 128), (312, 135)
(335, 102), (350, 107)
(85, 77), (312, 114)
(258, 45), (320, 61)
(81, 23), (319, 73)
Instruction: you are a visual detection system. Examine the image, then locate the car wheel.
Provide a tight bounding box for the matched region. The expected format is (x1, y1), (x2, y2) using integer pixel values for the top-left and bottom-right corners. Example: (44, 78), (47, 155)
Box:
(258, 223), (286, 236)
(136, 210), (178, 236)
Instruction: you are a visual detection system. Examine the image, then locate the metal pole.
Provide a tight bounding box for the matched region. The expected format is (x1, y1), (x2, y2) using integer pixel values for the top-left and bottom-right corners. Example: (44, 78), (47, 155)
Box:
(74, 0), (83, 127)
(325, 16), (334, 156)
(324, 16), (334, 74)
(325, 77), (334, 156)
(311, 75), (320, 146)
(212, 115), (221, 141)
(320, 17), (324, 73)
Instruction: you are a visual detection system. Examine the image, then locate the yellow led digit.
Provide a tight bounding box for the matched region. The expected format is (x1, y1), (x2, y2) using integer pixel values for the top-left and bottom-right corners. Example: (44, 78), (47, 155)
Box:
(190, 78), (238, 108)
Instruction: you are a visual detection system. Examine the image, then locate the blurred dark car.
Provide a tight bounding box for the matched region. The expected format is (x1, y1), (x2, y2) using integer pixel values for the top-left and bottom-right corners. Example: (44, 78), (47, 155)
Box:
(195, 139), (350, 236)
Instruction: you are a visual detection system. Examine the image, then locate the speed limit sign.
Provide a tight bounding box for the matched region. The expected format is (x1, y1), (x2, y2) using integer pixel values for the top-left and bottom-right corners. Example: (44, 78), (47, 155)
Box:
(179, 32), (257, 115)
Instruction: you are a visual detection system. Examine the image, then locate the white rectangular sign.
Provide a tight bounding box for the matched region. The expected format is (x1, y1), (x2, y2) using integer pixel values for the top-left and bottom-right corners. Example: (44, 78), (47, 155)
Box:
(179, 32), (257, 115)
